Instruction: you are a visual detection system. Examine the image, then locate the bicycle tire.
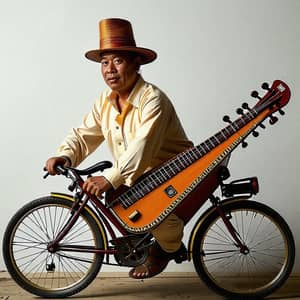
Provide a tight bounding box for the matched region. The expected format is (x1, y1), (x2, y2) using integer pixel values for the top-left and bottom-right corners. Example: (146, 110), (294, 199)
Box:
(3, 195), (106, 298)
(191, 199), (295, 300)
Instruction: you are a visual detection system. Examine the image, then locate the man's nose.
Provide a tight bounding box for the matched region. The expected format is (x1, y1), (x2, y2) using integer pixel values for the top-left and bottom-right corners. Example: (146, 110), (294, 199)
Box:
(107, 61), (117, 72)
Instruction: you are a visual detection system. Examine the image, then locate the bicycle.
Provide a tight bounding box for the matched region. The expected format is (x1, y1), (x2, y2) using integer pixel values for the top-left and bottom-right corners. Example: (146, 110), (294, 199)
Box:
(3, 80), (295, 299)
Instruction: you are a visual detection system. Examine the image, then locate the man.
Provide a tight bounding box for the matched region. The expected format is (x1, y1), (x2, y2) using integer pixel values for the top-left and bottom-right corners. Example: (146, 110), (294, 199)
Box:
(45, 18), (193, 279)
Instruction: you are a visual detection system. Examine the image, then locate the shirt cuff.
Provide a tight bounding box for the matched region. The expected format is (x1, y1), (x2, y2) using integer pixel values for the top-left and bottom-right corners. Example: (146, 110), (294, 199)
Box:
(57, 150), (76, 167)
(60, 155), (72, 167)
(102, 167), (125, 189)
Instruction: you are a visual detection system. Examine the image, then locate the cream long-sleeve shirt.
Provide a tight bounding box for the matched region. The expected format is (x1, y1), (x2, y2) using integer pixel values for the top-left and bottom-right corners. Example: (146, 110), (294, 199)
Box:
(57, 76), (193, 188)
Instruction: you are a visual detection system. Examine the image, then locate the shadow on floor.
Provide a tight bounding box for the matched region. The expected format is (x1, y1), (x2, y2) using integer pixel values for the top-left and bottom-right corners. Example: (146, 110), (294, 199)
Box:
(1, 274), (300, 300)
(70, 276), (300, 300)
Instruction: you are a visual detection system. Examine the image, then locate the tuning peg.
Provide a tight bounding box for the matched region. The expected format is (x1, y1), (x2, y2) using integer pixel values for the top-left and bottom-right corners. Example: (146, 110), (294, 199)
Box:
(242, 102), (250, 110)
(251, 91), (262, 100)
(223, 115), (232, 123)
(259, 123), (266, 129)
(236, 108), (244, 115)
(242, 141), (248, 148)
(269, 115), (278, 125)
(261, 82), (271, 91)
(252, 130), (259, 137)
(274, 102), (285, 116)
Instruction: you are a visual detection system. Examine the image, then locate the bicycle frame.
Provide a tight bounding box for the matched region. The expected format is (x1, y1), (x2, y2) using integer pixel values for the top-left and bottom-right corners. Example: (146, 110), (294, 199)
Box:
(5, 164), (293, 300)
(47, 164), (257, 262)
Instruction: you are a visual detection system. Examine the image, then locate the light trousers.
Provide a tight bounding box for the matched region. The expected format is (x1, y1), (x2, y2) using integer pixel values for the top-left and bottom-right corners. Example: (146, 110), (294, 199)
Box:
(151, 213), (184, 253)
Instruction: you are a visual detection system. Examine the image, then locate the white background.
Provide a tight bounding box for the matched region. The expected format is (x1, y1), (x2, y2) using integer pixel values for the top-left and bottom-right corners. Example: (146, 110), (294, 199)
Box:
(0, 0), (299, 273)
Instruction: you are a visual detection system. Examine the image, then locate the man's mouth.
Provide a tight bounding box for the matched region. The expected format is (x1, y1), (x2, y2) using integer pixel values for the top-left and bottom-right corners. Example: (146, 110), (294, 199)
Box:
(107, 77), (119, 83)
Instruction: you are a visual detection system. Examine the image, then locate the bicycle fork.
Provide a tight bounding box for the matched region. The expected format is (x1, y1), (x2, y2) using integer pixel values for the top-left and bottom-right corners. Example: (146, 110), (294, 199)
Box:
(47, 194), (91, 253)
(209, 195), (249, 254)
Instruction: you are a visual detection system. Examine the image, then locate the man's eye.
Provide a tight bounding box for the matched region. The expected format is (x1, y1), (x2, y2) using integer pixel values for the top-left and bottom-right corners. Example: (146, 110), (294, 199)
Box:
(114, 59), (123, 64)
(101, 61), (108, 66)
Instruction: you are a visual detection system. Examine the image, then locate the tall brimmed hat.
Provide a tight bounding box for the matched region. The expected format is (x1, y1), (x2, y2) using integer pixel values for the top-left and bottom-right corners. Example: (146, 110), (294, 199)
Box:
(85, 18), (157, 65)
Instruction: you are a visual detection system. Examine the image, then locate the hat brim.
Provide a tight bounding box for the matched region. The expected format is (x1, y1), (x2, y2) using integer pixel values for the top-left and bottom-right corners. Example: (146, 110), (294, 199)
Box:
(85, 46), (157, 65)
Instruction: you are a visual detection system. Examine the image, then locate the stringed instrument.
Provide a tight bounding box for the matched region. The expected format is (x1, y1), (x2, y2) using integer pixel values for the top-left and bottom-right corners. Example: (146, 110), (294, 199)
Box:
(106, 80), (291, 233)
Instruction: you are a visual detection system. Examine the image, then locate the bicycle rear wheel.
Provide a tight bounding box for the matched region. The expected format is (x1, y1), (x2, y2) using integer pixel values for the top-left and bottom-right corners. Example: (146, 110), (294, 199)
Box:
(3, 195), (106, 298)
(191, 199), (295, 300)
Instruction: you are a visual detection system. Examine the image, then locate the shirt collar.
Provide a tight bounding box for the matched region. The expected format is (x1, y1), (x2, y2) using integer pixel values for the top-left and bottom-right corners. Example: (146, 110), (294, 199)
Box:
(108, 75), (146, 108)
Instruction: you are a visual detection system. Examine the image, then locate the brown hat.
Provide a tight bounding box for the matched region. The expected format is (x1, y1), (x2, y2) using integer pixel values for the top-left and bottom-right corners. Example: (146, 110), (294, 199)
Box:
(85, 18), (157, 65)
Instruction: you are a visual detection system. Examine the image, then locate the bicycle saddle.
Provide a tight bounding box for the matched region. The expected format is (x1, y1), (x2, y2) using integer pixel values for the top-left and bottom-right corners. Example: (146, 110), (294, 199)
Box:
(70, 161), (113, 175)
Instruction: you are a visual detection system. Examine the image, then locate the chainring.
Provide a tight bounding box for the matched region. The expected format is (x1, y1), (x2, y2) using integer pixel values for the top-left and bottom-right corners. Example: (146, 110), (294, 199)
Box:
(113, 235), (151, 267)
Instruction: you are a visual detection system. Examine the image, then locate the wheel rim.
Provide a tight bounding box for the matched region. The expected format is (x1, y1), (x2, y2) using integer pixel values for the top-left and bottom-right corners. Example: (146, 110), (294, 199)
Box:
(9, 203), (99, 291)
(200, 207), (289, 294)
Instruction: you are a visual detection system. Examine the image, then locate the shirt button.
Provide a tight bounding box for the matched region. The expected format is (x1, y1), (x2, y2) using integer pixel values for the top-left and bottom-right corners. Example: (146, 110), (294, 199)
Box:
(116, 126), (119, 130)
(118, 142), (122, 146)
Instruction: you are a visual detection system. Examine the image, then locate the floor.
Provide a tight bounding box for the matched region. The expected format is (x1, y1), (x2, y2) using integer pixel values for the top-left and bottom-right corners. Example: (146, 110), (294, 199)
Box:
(0, 272), (300, 300)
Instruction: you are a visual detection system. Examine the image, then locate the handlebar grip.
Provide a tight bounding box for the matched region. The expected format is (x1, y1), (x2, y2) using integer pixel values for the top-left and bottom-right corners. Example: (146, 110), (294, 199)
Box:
(43, 167), (50, 179)
(43, 165), (67, 179)
(43, 172), (50, 179)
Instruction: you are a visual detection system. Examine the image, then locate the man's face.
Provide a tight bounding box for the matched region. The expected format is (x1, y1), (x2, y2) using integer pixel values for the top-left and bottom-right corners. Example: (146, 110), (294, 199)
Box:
(100, 51), (139, 95)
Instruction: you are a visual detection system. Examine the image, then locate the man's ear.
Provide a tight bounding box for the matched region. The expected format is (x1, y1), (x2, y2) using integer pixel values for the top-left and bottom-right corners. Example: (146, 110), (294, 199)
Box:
(134, 56), (142, 71)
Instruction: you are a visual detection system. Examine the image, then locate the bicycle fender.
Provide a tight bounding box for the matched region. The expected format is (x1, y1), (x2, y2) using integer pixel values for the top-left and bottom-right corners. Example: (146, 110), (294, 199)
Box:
(50, 192), (108, 250)
(187, 196), (250, 261)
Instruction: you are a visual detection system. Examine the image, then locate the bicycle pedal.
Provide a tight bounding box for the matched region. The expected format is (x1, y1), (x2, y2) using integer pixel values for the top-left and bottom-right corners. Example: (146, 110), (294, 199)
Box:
(174, 252), (188, 264)
(172, 243), (188, 263)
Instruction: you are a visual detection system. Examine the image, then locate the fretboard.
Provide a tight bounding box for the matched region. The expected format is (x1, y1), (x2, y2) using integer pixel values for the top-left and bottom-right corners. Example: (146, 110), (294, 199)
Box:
(117, 108), (258, 209)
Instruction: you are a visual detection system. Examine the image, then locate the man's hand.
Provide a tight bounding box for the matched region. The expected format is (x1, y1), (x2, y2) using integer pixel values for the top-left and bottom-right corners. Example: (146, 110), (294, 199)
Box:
(45, 156), (71, 175)
(82, 176), (112, 198)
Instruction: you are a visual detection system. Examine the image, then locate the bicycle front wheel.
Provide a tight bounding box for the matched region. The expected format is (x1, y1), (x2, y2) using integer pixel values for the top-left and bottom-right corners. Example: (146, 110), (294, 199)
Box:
(3, 195), (106, 298)
(192, 199), (295, 300)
